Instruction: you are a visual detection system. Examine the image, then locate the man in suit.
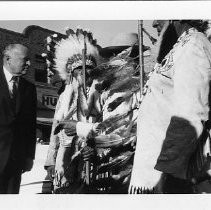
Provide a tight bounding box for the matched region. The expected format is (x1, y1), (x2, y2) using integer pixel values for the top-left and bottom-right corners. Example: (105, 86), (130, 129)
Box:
(0, 44), (37, 193)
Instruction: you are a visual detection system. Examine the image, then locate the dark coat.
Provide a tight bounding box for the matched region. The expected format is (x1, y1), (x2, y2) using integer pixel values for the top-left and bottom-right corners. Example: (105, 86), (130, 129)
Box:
(0, 68), (37, 174)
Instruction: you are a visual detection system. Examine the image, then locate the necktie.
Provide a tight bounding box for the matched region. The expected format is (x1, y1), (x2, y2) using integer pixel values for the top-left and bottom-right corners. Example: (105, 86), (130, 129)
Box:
(10, 76), (18, 110)
(11, 76), (18, 97)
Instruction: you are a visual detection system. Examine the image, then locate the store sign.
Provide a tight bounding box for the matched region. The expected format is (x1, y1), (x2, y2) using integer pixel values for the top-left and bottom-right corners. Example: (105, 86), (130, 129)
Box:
(42, 95), (58, 109)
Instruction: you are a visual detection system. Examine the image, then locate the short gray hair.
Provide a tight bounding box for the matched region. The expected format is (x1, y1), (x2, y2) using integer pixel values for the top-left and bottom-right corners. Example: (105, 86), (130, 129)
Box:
(3, 43), (28, 58)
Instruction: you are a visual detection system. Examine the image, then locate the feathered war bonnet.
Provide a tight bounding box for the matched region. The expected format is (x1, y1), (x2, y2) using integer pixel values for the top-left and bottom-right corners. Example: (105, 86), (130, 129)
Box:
(54, 27), (100, 81)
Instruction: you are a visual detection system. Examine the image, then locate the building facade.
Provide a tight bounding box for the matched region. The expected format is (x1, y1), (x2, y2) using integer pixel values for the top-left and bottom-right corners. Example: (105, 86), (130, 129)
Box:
(0, 25), (67, 140)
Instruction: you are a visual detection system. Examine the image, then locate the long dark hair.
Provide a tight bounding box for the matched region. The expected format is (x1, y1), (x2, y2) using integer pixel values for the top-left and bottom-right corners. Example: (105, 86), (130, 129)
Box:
(156, 22), (178, 64)
(180, 20), (209, 33)
(156, 20), (209, 64)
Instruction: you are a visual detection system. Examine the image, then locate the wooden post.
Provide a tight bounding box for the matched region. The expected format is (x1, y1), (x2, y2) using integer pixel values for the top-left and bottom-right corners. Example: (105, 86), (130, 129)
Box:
(138, 20), (144, 95)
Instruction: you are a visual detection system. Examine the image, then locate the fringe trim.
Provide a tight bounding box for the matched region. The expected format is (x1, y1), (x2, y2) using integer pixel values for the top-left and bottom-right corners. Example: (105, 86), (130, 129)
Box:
(129, 185), (155, 194)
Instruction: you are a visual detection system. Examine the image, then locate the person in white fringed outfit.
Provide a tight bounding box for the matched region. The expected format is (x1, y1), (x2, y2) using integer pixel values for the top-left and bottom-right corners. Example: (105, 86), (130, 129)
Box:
(129, 20), (211, 194)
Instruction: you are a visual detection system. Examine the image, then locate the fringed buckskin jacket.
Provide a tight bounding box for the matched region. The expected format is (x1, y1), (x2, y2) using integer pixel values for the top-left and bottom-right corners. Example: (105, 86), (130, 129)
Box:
(130, 28), (211, 191)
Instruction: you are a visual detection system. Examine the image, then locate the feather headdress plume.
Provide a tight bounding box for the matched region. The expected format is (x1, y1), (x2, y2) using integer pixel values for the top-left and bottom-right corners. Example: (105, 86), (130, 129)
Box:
(91, 47), (140, 97)
(54, 27), (99, 80)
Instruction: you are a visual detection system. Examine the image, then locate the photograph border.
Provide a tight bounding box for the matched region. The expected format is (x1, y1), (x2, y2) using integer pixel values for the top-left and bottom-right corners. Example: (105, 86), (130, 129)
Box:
(0, 1), (211, 210)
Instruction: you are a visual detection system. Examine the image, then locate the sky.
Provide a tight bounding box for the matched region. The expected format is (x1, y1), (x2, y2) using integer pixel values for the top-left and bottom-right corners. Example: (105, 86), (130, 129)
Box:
(1, 1), (210, 48)
(0, 20), (158, 48)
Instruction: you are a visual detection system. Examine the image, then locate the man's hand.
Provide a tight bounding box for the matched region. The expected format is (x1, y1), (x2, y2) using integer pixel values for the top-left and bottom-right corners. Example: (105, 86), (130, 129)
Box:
(54, 166), (64, 187)
(54, 121), (77, 136)
(54, 166), (72, 188)
(63, 121), (77, 136)
(22, 158), (34, 173)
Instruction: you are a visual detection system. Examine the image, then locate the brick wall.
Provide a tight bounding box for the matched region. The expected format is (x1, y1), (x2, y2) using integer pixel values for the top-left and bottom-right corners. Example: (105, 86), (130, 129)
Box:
(0, 25), (66, 84)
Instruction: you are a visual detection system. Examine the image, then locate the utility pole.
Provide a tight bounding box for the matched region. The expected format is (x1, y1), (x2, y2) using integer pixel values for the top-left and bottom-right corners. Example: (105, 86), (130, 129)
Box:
(138, 20), (144, 95)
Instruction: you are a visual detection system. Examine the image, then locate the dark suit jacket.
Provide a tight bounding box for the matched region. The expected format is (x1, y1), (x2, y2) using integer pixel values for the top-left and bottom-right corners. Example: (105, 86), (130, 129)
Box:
(0, 68), (37, 174)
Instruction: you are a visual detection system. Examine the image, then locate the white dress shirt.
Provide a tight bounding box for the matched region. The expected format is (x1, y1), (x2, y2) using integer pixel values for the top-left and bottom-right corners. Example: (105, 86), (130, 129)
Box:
(3, 66), (19, 98)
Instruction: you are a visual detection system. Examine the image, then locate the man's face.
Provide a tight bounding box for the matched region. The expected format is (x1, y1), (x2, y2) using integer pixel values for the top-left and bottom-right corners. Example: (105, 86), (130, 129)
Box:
(85, 68), (94, 87)
(7, 46), (30, 76)
(152, 20), (168, 36)
(73, 68), (82, 77)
